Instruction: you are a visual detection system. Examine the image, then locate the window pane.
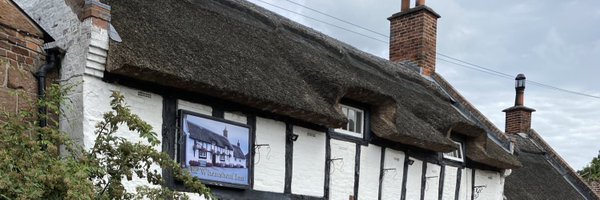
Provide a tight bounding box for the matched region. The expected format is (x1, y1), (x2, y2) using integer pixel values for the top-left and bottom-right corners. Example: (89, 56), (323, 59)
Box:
(348, 109), (355, 132)
(356, 111), (362, 134)
(342, 107), (349, 131)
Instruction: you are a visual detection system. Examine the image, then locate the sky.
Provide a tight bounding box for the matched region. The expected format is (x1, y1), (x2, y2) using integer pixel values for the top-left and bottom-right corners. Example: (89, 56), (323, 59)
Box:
(246, 0), (600, 170)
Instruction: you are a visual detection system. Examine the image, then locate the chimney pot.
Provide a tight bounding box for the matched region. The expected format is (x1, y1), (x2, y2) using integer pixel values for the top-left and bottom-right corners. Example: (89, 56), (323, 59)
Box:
(515, 74), (526, 106)
(401, 0), (410, 11)
(416, 0), (426, 6)
(503, 73), (536, 134)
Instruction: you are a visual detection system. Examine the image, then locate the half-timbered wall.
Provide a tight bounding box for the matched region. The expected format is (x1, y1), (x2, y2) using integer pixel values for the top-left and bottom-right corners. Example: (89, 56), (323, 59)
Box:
(75, 76), (509, 200)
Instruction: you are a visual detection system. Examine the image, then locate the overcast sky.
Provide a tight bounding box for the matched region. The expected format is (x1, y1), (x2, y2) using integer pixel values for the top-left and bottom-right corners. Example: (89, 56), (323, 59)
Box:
(246, 0), (600, 170)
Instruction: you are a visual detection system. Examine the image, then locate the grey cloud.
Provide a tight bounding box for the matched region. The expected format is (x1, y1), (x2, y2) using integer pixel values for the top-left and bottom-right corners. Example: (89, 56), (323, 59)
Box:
(246, 0), (600, 170)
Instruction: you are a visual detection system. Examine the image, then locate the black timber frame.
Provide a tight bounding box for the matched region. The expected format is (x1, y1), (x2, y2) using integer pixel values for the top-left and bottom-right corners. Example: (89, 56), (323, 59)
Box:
(105, 72), (505, 200)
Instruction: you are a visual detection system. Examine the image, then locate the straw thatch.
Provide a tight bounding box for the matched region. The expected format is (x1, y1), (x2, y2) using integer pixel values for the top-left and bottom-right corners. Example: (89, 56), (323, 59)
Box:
(104, 0), (519, 168)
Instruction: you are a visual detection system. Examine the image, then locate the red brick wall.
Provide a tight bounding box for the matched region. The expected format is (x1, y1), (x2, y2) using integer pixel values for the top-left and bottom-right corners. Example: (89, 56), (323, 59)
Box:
(505, 109), (532, 134)
(389, 7), (438, 76)
(0, 18), (46, 116)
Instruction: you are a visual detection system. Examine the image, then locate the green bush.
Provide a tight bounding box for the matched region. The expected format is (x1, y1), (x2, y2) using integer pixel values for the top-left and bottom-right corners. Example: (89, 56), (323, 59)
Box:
(0, 84), (212, 200)
(579, 152), (600, 182)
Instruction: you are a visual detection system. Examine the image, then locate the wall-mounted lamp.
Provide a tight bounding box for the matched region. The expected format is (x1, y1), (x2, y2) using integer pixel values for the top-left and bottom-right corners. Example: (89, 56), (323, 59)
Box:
(407, 159), (415, 165)
(290, 133), (299, 142)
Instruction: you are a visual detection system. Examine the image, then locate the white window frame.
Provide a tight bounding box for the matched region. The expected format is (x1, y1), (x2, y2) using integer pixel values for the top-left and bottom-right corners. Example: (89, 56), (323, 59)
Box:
(443, 140), (464, 162)
(334, 104), (365, 138)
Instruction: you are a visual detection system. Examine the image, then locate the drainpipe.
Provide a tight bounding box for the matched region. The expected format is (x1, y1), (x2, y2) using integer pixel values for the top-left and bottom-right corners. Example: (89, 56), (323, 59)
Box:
(36, 49), (60, 127)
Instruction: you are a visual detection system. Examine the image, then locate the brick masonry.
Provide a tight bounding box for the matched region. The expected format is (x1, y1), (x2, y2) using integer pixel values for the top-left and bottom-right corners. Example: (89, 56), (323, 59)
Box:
(504, 109), (532, 134)
(0, 0), (47, 116)
(389, 6), (439, 76)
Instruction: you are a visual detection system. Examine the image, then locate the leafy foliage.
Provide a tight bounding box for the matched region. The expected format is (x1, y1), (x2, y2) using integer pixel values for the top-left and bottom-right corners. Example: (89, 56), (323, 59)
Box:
(579, 151), (600, 182)
(0, 84), (212, 199)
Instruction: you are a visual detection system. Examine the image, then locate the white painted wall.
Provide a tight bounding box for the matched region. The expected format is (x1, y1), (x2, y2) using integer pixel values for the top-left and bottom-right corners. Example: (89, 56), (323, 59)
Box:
(291, 126), (326, 197)
(224, 111), (247, 124)
(329, 139), (356, 200)
(358, 144), (381, 200)
(442, 166), (458, 200)
(423, 163), (440, 200)
(82, 77), (163, 191)
(253, 117), (286, 193)
(381, 148), (405, 200)
(178, 100), (212, 115)
(473, 169), (503, 200)
(405, 157), (423, 200)
(458, 168), (473, 200)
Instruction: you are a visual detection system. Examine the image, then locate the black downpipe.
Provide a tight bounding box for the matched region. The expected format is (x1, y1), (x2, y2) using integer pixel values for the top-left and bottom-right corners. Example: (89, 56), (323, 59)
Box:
(36, 49), (59, 127)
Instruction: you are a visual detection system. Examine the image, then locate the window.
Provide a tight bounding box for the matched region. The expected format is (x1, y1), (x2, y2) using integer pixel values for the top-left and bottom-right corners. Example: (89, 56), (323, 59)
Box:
(443, 140), (464, 162)
(334, 104), (364, 138)
(198, 149), (207, 159)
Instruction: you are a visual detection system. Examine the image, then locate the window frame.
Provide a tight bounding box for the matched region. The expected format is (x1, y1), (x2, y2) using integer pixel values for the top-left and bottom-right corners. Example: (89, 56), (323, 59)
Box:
(334, 104), (366, 138)
(330, 100), (371, 145)
(443, 140), (465, 162)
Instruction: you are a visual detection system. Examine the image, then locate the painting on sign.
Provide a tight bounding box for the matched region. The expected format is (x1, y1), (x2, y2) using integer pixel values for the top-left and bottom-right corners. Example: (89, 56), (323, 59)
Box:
(179, 110), (250, 187)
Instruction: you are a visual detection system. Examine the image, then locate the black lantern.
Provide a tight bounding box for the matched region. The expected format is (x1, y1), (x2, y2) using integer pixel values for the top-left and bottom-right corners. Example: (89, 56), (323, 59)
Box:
(515, 74), (526, 89)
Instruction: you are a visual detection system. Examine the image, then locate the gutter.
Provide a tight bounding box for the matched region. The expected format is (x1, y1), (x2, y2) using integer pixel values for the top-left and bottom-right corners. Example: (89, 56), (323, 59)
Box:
(35, 48), (61, 127)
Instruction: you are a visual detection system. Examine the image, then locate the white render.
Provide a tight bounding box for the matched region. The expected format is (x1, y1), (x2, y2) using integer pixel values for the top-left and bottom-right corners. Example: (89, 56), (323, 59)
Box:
(474, 170), (503, 200)
(423, 163), (441, 200)
(381, 148), (405, 200)
(252, 117), (286, 193)
(291, 126), (326, 197)
(178, 100), (212, 115)
(405, 157), (423, 200)
(82, 77), (164, 191)
(442, 166), (459, 200)
(224, 111), (247, 124)
(329, 139), (356, 200)
(458, 168), (473, 200)
(358, 144), (381, 200)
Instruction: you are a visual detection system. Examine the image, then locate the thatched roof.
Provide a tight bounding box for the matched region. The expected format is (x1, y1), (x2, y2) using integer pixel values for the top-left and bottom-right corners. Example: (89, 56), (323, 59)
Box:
(186, 121), (233, 150)
(233, 145), (245, 160)
(505, 130), (599, 200)
(104, 0), (519, 168)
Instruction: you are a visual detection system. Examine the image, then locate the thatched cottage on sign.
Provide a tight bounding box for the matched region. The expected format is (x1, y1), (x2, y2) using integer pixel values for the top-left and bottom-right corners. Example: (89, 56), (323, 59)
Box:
(5, 0), (600, 199)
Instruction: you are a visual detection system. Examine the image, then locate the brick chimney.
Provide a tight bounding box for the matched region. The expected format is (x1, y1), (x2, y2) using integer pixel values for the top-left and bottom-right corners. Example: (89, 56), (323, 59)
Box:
(388, 0), (440, 76)
(503, 74), (536, 134)
(79, 0), (111, 29)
